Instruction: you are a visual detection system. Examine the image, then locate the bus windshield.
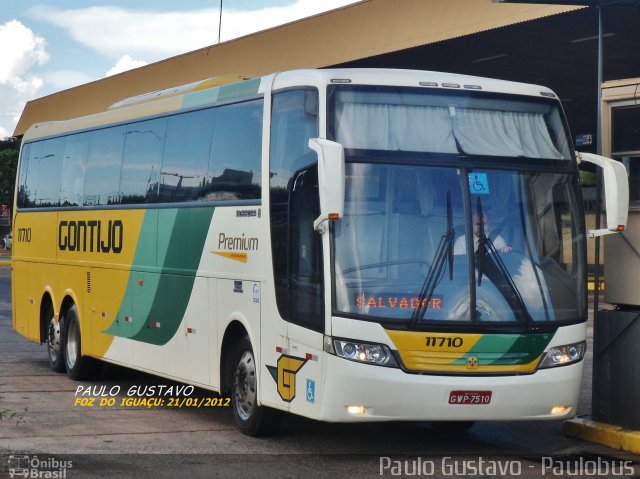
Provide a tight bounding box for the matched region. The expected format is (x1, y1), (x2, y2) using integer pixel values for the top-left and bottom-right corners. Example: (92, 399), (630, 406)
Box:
(328, 85), (572, 160)
(328, 86), (585, 329)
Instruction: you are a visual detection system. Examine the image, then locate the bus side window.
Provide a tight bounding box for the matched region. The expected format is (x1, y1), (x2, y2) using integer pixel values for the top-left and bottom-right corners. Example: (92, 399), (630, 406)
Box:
(23, 141), (45, 208)
(32, 137), (65, 208)
(121, 118), (167, 204)
(289, 166), (323, 331)
(208, 99), (263, 201)
(17, 143), (32, 208)
(60, 133), (90, 207)
(160, 109), (214, 203)
(84, 126), (126, 206)
(269, 88), (322, 330)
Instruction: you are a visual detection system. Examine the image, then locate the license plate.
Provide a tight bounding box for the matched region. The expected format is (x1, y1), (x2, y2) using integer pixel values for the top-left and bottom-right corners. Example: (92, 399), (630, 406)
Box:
(448, 390), (492, 405)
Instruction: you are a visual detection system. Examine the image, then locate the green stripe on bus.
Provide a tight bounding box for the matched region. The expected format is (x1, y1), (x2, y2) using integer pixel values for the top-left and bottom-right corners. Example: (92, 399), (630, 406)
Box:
(105, 207), (214, 345)
(131, 207), (213, 345)
(182, 78), (261, 110)
(104, 210), (159, 339)
(217, 78), (261, 102)
(451, 333), (553, 366)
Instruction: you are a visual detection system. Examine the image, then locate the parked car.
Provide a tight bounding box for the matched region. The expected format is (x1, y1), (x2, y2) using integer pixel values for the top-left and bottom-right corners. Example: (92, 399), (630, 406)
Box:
(2, 232), (12, 249)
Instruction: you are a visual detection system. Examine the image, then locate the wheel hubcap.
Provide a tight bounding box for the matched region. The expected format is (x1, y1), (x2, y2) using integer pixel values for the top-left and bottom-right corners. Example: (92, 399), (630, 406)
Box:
(234, 350), (256, 421)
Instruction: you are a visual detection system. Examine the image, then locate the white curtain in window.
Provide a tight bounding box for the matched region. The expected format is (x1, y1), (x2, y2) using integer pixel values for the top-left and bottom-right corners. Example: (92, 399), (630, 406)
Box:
(336, 103), (563, 159)
(336, 103), (458, 153)
(452, 109), (562, 159)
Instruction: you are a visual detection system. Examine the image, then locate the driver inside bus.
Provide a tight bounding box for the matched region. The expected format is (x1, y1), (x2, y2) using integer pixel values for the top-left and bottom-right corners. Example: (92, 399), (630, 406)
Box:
(453, 211), (512, 255)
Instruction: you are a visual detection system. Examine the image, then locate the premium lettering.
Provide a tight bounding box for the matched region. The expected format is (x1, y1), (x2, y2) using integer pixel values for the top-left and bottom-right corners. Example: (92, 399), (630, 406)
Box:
(59, 220), (123, 253)
(218, 233), (258, 251)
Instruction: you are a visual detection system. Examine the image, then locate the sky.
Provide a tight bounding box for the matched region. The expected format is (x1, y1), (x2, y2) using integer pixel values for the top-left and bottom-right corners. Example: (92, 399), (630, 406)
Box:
(0, 0), (362, 139)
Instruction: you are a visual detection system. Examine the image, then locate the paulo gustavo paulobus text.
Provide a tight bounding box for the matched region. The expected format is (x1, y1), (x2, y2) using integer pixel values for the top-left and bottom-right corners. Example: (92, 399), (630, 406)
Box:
(73, 384), (230, 408)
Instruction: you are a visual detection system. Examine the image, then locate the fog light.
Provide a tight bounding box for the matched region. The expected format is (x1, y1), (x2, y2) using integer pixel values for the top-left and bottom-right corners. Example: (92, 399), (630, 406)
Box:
(346, 405), (367, 415)
(551, 405), (570, 415)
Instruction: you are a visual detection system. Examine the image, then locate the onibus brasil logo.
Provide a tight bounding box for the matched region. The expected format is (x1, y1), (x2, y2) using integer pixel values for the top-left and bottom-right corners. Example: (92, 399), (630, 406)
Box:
(8, 455), (73, 478)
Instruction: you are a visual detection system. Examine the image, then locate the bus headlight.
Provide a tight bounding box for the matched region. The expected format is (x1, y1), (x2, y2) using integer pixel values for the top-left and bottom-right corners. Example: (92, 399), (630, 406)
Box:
(333, 339), (399, 367)
(539, 341), (586, 369)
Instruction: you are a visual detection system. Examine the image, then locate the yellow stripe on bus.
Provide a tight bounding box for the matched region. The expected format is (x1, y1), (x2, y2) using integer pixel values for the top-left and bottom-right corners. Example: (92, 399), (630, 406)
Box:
(13, 210), (147, 357)
(386, 330), (483, 354)
(385, 329), (542, 374)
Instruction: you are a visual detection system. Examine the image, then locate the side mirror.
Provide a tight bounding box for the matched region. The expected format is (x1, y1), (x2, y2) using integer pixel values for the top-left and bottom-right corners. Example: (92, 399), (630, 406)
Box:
(576, 151), (629, 238)
(308, 138), (345, 233)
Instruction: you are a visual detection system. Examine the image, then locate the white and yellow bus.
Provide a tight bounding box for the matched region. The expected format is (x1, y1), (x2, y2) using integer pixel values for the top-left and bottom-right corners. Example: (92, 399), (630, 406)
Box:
(12, 69), (628, 435)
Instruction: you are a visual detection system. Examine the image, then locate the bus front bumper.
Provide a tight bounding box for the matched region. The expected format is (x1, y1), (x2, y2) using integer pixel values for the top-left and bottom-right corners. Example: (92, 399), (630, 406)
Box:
(317, 354), (583, 422)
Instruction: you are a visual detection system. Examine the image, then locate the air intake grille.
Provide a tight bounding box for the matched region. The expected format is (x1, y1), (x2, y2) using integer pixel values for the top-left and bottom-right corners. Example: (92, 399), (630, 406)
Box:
(86, 272), (91, 293)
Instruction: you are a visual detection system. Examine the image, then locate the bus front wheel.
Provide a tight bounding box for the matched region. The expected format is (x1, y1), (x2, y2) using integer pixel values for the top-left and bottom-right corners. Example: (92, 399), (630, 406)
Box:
(231, 335), (284, 436)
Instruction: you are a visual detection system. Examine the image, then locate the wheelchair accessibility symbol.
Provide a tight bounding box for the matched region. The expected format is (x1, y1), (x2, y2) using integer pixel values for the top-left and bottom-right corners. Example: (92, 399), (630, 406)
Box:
(306, 379), (315, 404)
(469, 173), (490, 195)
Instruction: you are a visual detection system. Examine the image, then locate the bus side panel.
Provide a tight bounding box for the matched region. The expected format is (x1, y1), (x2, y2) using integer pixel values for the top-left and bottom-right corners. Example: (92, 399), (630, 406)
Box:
(208, 278), (220, 388)
(216, 279), (264, 397)
(12, 211), (58, 341)
(12, 260), (34, 340)
(132, 276), (212, 386)
(15, 212), (58, 264)
(55, 209), (147, 362)
(287, 325), (325, 420)
(88, 267), (132, 364)
(258, 283), (290, 410)
(55, 263), (87, 331)
(186, 277), (215, 386)
(125, 207), (213, 383)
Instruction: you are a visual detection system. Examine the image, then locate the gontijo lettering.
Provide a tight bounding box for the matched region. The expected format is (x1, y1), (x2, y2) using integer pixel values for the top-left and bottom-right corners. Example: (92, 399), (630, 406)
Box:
(58, 220), (123, 253)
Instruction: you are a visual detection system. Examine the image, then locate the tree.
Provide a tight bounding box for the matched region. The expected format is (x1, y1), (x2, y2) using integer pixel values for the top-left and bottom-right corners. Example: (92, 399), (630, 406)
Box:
(0, 137), (20, 209)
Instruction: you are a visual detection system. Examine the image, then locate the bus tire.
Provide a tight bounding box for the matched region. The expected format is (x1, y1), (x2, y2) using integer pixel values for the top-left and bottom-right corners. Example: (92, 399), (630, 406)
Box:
(63, 304), (95, 381)
(46, 305), (65, 373)
(231, 335), (284, 436)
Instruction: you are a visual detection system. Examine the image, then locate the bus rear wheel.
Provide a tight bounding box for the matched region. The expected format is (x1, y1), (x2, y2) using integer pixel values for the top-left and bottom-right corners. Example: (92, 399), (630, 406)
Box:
(46, 306), (65, 373)
(231, 335), (284, 436)
(63, 304), (95, 380)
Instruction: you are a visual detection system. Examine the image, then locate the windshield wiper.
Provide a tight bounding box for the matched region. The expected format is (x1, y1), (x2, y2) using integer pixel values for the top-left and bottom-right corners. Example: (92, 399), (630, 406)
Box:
(476, 198), (532, 324)
(410, 192), (454, 328)
(477, 199), (486, 287)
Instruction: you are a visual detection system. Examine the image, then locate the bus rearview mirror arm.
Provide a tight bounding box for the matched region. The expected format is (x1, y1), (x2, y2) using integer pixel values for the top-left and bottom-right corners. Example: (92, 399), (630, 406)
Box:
(309, 139), (345, 233)
(576, 151), (629, 238)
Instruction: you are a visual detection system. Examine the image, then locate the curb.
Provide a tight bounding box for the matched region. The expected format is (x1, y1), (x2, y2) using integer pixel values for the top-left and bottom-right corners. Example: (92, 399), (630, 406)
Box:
(564, 417), (640, 454)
